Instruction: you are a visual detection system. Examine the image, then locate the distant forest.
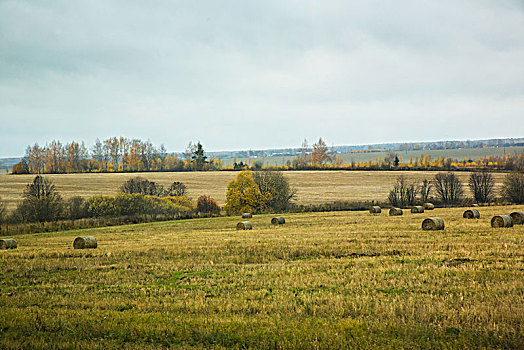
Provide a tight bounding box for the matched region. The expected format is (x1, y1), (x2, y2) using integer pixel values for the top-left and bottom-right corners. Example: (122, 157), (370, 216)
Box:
(9, 136), (524, 174)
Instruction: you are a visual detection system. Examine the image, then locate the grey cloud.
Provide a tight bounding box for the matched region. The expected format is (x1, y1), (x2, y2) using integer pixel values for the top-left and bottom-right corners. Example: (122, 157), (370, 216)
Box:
(0, 0), (523, 156)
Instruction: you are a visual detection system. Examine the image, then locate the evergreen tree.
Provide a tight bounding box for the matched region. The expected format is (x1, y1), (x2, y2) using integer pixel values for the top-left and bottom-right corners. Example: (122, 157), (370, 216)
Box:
(191, 142), (207, 170)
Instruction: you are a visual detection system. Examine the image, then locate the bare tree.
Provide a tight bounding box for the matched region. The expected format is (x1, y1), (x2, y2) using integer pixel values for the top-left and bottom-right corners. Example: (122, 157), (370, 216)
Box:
(433, 172), (464, 205)
(469, 171), (495, 204)
(418, 179), (432, 203)
(300, 139), (309, 164)
(119, 137), (130, 171)
(388, 176), (417, 207)
(311, 138), (330, 166)
(253, 170), (296, 211)
(120, 177), (164, 196)
(183, 142), (196, 162)
(91, 138), (106, 171)
(16, 176), (63, 222)
(405, 183), (416, 206)
(158, 144), (168, 170)
(501, 172), (524, 204)
(165, 181), (187, 197)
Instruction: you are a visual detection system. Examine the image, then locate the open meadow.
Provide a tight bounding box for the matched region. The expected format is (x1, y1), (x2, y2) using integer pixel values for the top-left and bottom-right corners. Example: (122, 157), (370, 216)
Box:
(0, 170), (508, 211)
(0, 205), (523, 348)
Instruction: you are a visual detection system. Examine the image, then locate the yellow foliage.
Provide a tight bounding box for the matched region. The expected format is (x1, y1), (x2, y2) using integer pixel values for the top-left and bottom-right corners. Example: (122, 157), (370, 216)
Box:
(224, 171), (271, 214)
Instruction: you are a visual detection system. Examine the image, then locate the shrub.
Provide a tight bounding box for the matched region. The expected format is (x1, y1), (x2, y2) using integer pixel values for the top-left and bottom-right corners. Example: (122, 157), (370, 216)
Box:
(225, 171), (271, 215)
(15, 175), (64, 222)
(146, 196), (192, 217)
(87, 194), (194, 218)
(433, 172), (464, 205)
(0, 197), (6, 224)
(469, 171), (495, 204)
(87, 195), (117, 217)
(165, 196), (194, 211)
(165, 181), (186, 197)
(120, 177), (164, 196)
(65, 197), (89, 220)
(197, 195), (220, 214)
(114, 193), (148, 216)
(501, 172), (524, 204)
(252, 170), (295, 212)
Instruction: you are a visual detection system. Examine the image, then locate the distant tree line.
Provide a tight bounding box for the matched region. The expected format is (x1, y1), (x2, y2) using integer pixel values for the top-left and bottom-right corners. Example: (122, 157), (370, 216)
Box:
(10, 137), (524, 175)
(12, 138), (220, 174)
(291, 140), (524, 172)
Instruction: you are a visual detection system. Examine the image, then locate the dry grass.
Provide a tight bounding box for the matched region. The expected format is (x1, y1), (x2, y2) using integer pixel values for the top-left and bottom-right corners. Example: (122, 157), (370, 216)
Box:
(0, 205), (522, 348)
(0, 170), (508, 211)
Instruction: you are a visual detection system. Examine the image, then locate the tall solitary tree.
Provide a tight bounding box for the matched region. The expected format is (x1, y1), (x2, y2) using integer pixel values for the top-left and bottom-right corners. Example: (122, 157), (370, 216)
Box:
(253, 170), (295, 212)
(225, 171), (270, 214)
(311, 138), (329, 166)
(16, 176), (63, 222)
(433, 172), (464, 205)
(191, 142), (207, 170)
(469, 171), (495, 204)
(501, 172), (524, 204)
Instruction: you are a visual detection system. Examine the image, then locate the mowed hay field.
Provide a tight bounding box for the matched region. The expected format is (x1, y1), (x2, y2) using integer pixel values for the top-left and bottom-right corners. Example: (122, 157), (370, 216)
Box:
(1, 206), (523, 348)
(0, 170), (508, 210)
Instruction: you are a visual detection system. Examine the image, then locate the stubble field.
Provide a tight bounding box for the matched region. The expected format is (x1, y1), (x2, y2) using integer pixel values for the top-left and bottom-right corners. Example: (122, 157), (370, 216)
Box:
(0, 205), (522, 348)
(0, 170), (508, 211)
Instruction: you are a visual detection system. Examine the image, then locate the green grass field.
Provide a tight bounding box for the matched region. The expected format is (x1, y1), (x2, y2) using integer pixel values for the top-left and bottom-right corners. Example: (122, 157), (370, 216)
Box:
(0, 170), (509, 211)
(1, 205), (522, 349)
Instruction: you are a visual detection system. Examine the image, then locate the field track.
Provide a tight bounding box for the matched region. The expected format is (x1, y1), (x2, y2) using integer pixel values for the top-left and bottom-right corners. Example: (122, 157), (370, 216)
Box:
(0, 170), (508, 210)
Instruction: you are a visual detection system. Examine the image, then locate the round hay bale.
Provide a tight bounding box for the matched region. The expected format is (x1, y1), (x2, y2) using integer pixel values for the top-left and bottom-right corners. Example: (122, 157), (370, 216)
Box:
(491, 215), (513, 228)
(411, 206), (425, 214)
(0, 239), (17, 250)
(241, 213), (252, 219)
(389, 208), (403, 216)
(73, 236), (98, 249)
(422, 217), (445, 231)
(509, 212), (524, 225)
(463, 209), (480, 219)
(423, 203), (435, 210)
(369, 206), (381, 214)
(271, 216), (286, 225)
(472, 203), (479, 207)
(236, 221), (252, 230)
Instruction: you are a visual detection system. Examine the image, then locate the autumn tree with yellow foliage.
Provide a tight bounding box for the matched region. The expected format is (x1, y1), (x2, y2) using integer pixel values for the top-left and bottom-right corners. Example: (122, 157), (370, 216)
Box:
(225, 171), (271, 214)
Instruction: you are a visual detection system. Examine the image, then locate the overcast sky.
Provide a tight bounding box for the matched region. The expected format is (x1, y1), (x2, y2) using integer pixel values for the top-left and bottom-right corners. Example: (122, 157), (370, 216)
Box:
(1, 0), (523, 157)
